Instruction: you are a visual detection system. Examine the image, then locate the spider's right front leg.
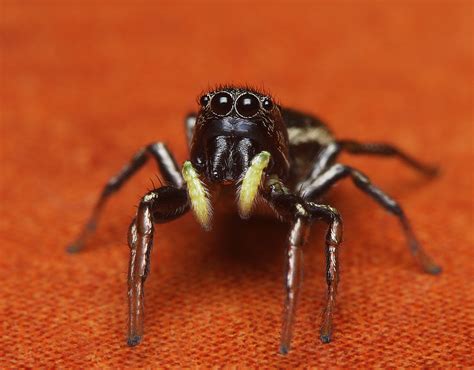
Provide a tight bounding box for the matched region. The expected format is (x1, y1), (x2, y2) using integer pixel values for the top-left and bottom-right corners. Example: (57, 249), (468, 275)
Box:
(127, 186), (189, 346)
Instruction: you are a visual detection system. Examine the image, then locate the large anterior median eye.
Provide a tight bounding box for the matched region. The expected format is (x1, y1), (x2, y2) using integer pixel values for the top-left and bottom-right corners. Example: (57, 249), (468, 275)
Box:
(236, 93), (260, 118)
(210, 92), (234, 116)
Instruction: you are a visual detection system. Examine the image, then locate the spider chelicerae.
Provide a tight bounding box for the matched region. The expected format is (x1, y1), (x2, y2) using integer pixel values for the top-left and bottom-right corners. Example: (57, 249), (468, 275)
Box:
(68, 85), (441, 354)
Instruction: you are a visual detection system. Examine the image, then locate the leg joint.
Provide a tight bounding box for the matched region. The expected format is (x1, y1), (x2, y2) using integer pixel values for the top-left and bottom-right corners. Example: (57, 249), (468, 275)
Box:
(136, 195), (156, 235)
(306, 202), (341, 223)
(305, 202), (343, 245)
(103, 175), (124, 196)
(289, 217), (311, 247)
(141, 191), (159, 205)
(146, 141), (167, 153)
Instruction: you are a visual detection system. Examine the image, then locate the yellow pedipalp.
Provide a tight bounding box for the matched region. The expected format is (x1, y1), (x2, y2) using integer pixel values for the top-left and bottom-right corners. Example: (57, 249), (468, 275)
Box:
(182, 161), (212, 230)
(238, 151), (271, 219)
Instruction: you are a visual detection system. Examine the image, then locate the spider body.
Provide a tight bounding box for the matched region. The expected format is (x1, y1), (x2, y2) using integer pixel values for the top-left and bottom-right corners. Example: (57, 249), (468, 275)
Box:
(68, 85), (441, 354)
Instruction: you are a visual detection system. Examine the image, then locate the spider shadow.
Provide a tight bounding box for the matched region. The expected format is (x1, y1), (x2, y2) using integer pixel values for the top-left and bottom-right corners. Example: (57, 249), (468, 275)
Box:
(156, 179), (422, 295)
(217, 215), (284, 264)
(143, 182), (432, 347)
(143, 206), (330, 346)
(187, 210), (293, 279)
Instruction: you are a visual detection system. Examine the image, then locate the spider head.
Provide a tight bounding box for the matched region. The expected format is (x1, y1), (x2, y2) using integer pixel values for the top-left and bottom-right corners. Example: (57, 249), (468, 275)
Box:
(189, 86), (290, 184)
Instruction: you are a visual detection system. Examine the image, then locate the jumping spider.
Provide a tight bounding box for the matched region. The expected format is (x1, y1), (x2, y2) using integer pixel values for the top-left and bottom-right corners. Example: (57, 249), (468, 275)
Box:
(68, 85), (441, 354)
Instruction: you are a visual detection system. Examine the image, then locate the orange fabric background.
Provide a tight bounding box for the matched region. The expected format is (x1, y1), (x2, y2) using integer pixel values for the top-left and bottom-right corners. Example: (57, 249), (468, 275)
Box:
(1, 1), (473, 367)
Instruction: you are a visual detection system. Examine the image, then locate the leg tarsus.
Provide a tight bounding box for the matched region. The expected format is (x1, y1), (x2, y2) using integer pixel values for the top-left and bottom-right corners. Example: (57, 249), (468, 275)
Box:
(127, 335), (142, 347)
(320, 333), (332, 344)
(66, 220), (97, 253)
(279, 344), (290, 355)
(320, 274), (337, 344)
(66, 242), (84, 254)
(399, 214), (442, 275)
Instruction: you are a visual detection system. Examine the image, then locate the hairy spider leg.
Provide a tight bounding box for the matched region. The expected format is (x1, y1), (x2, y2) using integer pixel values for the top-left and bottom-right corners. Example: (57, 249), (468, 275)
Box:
(301, 164), (441, 275)
(127, 186), (190, 346)
(337, 140), (439, 177)
(67, 142), (183, 253)
(264, 182), (343, 354)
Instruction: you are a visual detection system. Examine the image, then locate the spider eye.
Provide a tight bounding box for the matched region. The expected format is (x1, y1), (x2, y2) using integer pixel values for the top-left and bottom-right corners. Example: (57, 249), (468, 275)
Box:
(236, 93), (260, 118)
(210, 92), (234, 116)
(199, 94), (210, 107)
(262, 97), (274, 111)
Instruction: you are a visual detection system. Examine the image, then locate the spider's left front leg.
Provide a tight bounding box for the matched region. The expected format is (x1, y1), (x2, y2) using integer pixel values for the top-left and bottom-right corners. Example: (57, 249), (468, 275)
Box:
(263, 180), (343, 354)
(127, 186), (189, 346)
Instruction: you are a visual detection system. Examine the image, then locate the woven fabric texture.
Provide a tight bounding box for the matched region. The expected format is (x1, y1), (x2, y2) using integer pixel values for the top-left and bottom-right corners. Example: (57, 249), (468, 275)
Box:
(1, 1), (473, 367)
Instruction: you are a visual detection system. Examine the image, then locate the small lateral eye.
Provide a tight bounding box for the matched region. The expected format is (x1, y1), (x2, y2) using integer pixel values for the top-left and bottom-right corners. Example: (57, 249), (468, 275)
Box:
(262, 97), (274, 111)
(236, 93), (260, 118)
(199, 94), (210, 107)
(210, 92), (234, 116)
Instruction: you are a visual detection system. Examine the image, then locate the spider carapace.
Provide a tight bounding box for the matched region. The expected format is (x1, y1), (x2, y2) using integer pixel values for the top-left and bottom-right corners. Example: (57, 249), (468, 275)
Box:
(68, 85), (441, 354)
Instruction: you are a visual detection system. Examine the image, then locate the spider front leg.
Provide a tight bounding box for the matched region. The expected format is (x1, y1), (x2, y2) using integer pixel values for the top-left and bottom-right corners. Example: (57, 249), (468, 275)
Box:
(301, 163), (441, 274)
(281, 213), (308, 354)
(264, 182), (343, 354)
(67, 142), (183, 253)
(305, 202), (343, 344)
(127, 186), (190, 346)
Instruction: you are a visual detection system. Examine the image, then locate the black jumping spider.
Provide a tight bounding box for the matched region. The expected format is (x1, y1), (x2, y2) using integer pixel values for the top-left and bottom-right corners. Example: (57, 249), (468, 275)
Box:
(68, 85), (441, 354)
